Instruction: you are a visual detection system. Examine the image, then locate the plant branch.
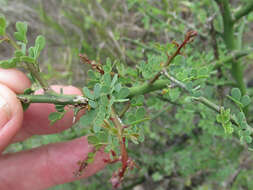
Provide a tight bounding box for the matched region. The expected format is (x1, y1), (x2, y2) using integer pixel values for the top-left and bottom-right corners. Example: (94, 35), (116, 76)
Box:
(5, 34), (20, 50)
(216, 0), (235, 48)
(216, 0), (247, 112)
(15, 79), (168, 105)
(110, 107), (131, 188)
(214, 49), (252, 69)
(14, 47), (251, 111)
(79, 54), (105, 75)
(129, 79), (168, 97)
(161, 69), (241, 126)
(16, 47), (252, 106)
(4, 34), (50, 92)
(162, 69), (219, 112)
(25, 63), (50, 92)
(233, 1), (253, 23)
(17, 94), (88, 106)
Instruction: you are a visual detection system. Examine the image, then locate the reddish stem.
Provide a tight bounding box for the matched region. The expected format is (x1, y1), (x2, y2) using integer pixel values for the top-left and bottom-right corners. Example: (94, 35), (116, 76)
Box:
(79, 54), (105, 75)
(120, 137), (128, 175)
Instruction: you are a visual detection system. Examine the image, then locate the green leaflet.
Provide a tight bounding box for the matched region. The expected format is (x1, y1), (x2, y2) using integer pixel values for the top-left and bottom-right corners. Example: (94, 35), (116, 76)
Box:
(14, 21), (28, 43)
(0, 15), (6, 36)
(49, 111), (66, 125)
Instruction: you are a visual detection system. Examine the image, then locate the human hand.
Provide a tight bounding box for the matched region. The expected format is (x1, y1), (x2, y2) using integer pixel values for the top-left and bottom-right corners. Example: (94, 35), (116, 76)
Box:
(0, 68), (109, 190)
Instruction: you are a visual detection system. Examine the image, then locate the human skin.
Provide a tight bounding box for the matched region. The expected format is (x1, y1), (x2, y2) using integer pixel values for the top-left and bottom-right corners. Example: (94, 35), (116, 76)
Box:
(0, 68), (109, 190)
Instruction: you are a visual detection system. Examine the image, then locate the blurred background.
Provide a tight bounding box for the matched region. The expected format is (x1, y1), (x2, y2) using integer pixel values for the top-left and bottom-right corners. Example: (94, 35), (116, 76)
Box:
(1, 0), (253, 189)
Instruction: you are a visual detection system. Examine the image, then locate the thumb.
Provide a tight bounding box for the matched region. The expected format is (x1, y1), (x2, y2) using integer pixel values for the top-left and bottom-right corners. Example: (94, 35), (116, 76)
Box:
(0, 84), (23, 153)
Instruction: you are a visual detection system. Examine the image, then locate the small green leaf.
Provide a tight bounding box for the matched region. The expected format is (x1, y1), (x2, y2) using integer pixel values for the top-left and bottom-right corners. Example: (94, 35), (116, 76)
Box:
(55, 104), (65, 112)
(241, 122), (248, 129)
(111, 74), (118, 87)
(20, 42), (27, 55)
(49, 111), (66, 124)
(28, 47), (35, 58)
(136, 107), (145, 120)
(97, 132), (108, 143)
(21, 102), (30, 111)
(93, 124), (101, 133)
(174, 55), (186, 66)
(224, 122), (233, 134)
(88, 100), (98, 108)
(83, 87), (94, 100)
(0, 59), (16, 69)
(131, 95), (144, 106)
(185, 81), (193, 91)
(103, 73), (111, 86)
(231, 88), (241, 101)
(241, 95), (251, 107)
(116, 87), (130, 99)
(87, 135), (99, 145)
(35, 35), (46, 52)
(236, 112), (245, 125)
(20, 56), (35, 63)
(103, 58), (112, 73)
(34, 35), (46, 59)
(216, 114), (222, 123)
(87, 70), (97, 80)
(86, 152), (96, 164)
(16, 22), (27, 33)
(224, 109), (231, 123)
(0, 15), (7, 36)
(86, 156), (95, 164)
(245, 136), (252, 144)
(114, 83), (121, 92)
(14, 21), (28, 43)
(152, 172), (163, 182)
(192, 90), (202, 98)
(101, 85), (111, 94)
(80, 109), (97, 126)
(198, 67), (208, 76)
(169, 88), (181, 101)
(93, 83), (101, 99)
(116, 61), (126, 76)
(23, 88), (34, 95)
(14, 50), (24, 57)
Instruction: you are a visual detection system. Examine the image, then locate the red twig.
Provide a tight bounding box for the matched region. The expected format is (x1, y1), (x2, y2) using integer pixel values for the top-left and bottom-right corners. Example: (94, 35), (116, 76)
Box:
(107, 115), (137, 188)
(79, 54), (105, 75)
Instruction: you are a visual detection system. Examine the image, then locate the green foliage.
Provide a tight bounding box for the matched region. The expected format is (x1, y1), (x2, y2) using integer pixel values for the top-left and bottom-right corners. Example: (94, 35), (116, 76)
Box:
(0, 15), (6, 36)
(0, 20), (46, 69)
(49, 111), (66, 125)
(29, 35), (46, 59)
(14, 21), (28, 43)
(216, 108), (234, 134)
(228, 88), (251, 109)
(1, 0), (253, 189)
(139, 54), (165, 79)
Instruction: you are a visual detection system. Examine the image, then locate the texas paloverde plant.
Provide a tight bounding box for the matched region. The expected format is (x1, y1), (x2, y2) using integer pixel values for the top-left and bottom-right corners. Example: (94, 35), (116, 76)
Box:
(0, 2), (253, 187)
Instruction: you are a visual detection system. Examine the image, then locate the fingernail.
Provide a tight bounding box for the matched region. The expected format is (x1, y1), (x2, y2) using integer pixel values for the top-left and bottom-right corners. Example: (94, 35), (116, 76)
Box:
(0, 96), (11, 128)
